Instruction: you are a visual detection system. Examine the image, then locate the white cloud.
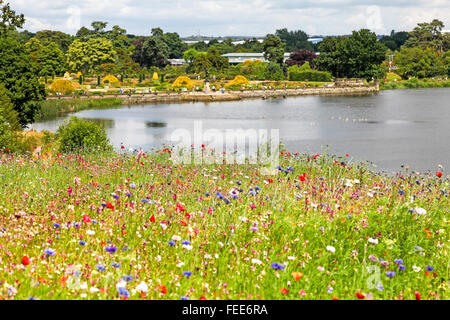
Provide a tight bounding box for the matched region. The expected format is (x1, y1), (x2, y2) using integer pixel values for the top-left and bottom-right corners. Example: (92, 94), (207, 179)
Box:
(11, 0), (450, 36)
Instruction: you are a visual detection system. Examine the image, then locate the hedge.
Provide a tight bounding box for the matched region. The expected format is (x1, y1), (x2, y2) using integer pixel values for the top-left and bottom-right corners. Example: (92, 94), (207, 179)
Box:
(289, 70), (332, 82)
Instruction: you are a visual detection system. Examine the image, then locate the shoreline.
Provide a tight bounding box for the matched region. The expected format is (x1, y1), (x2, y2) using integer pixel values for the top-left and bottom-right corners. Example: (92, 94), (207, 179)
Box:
(46, 86), (379, 105)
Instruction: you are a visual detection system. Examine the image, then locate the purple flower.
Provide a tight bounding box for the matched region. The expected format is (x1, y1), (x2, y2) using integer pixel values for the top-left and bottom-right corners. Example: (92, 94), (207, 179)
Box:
(385, 272), (396, 278)
(181, 296), (189, 300)
(183, 271), (192, 278)
(111, 262), (121, 268)
(53, 224), (60, 228)
(271, 262), (284, 270)
(181, 240), (190, 245)
(123, 275), (133, 282)
(169, 241), (176, 246)
(399, 265), (406, 270)
(105, 245), (117, 253)
(43, 248), (56, 256)
(96, 264), (106, 272)
(426, 266), (434, 271)
(394, 259), (403, 264)
(79, 240), (86, 246)
(117, 287), (130, 298)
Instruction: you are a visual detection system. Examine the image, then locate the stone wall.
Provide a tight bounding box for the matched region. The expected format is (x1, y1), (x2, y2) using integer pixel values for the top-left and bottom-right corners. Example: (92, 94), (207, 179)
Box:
(47, 85), (379, 104)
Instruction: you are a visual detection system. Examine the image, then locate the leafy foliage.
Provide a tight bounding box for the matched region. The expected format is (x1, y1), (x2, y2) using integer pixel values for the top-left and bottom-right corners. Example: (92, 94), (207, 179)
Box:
(57, 117), (112, 153)
(0, 37), (46, 127)
(263, 35), (285, 65)
(50, 79), (75, 95)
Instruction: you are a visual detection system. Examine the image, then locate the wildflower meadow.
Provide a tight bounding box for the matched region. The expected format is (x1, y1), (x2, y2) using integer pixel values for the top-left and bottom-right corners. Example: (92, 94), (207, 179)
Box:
(0, 147), (447, 300)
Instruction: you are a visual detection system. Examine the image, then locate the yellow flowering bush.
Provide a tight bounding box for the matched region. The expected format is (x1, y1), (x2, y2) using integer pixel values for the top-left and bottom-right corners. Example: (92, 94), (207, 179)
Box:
(226, 75), (250, 87)
(50, 79), (75, 95)
(103, 75), (119, 84)
(152, 72), (159, 80)
(172, 76), (193, 89)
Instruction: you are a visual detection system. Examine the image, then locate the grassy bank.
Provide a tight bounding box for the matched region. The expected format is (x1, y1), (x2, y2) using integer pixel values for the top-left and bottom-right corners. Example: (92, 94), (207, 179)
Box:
(380, 79), (450, 90)
(0, 146), (447, 300)
(37, 98), (123, 121)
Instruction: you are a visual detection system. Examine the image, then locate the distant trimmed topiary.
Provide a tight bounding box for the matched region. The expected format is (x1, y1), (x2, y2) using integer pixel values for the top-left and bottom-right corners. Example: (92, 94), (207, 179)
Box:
(226, 75), (250, 87)
(50, 79), (75, 95)
(57, 117), (112, 153)
(172, 76), (193, 89)
(103, 75), (119, 84)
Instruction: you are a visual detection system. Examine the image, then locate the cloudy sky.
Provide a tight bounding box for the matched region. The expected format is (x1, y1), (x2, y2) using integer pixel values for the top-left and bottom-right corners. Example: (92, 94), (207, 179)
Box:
(11, 0), (450, 37)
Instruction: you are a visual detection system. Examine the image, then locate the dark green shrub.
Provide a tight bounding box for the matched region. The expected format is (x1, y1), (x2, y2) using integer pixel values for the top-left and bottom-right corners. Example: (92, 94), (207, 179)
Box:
(289, 70), (332, 82)
(57, 117), (112, 153)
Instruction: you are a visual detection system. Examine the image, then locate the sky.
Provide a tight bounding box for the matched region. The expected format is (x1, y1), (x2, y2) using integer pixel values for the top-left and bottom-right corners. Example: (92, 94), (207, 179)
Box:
(11, 0), (450, 37)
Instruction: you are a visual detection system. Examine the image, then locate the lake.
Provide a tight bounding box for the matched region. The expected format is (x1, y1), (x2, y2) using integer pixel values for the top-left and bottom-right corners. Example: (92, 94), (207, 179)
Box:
(31, 88), (450, 173)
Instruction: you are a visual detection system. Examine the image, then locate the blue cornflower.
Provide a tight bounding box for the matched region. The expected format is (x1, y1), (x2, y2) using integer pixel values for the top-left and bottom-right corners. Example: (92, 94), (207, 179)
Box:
(183, 271), (192, 278)
(181, 296), (189, 300)
(122, 246), (130, 251)
(276, 166), (283, 170)
(126, 193), (131, 197)
(92, 220), (97, 224)
(394, 259), (403, 264)
(113, 194), (120, 199)
(43, 248), (56, 256)
(231, 195), (239, 199)
(385, 272), (396, 278)
(101, 203), (107, 207)
(341, 162), (346, 166)
(79, 240), (86, 246)
(414, 246), (423, 252)
(377, 284), (384, 291)
(399, 265), (406, 270)
(205, 193), (210, 197)
(111, 262), (121, 268)
(426, 266), (434, 271)
(271, 262), (284, 270)
(236, 181), (242, 185)
(117, 287), (130, 298)
(53, 224), (60, 228)
(123, 275), (133, 282)
(216, 193), (224, 199)
(254, 186), (260, 191)
(141, 199), (150, 203)
(287, 167), (294, 171)
(130, 183), (136, 189)
(181, 240), (190, 245)
(28, 297), (39, 300)
(74, 222), (81, 229)
(96, 264), (106, 272)
(398, 191), (405, 195)
(105, 245), (117, 253)
(223, 198), (230, 204)
(169, 241), (176, 246)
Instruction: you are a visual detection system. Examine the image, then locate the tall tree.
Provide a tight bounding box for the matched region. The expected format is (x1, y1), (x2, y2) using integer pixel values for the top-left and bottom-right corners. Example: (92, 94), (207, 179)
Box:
(275, 28), (313, 52)
(263, 35), (285, 65)
(0, 37), (46, 127)
(316, 30), (387, 80)
(67, 38), (116, 74)
(35, 30), (73, 52)
(0, 0), (24, 37)
(404, 19), (446, 53)
(142, 35), (169, 68)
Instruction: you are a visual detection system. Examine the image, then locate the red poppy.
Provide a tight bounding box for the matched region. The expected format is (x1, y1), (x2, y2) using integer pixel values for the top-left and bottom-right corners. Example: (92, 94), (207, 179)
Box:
(185, 213), (191, 219)
(159, 284), (167, 294)
(436, 172), (442, 178)
(121, 145), (125, 149)
(150, 215), (155, 223)
(21, 256), (30, 265)
(200, 296), (206, 300)
(414, 291), (421, 300)
(299, 176), (306, 182)
(180, 220), (187, 226)
(332, 296), (339, 300)
(82, 215), (91, 223)
(281, 288), (289, 295)
(106, 202), (114, 210)
(355, 292), (365, 299)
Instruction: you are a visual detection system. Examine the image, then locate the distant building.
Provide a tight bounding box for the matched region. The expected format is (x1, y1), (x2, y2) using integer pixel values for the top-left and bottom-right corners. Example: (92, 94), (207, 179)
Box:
(308, 37), (323, 44)
(221, 52), (291, 64)
(168, 59), (187, 66)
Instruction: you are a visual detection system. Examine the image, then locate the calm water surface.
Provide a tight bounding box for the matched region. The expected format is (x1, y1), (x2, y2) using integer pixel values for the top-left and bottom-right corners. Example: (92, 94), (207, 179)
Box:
(31, 88), (450, 173)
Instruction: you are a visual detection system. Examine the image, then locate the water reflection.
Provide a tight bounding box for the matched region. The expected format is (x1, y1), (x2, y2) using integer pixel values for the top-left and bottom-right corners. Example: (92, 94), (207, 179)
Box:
(30, 88), (450, 172)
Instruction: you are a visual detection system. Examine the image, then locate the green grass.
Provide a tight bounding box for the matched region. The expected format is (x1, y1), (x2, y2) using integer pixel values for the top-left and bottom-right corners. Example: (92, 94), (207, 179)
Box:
(0, 146), (447, 300)
(37, 98), (123, 121)
(380, 79), (450, 90)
